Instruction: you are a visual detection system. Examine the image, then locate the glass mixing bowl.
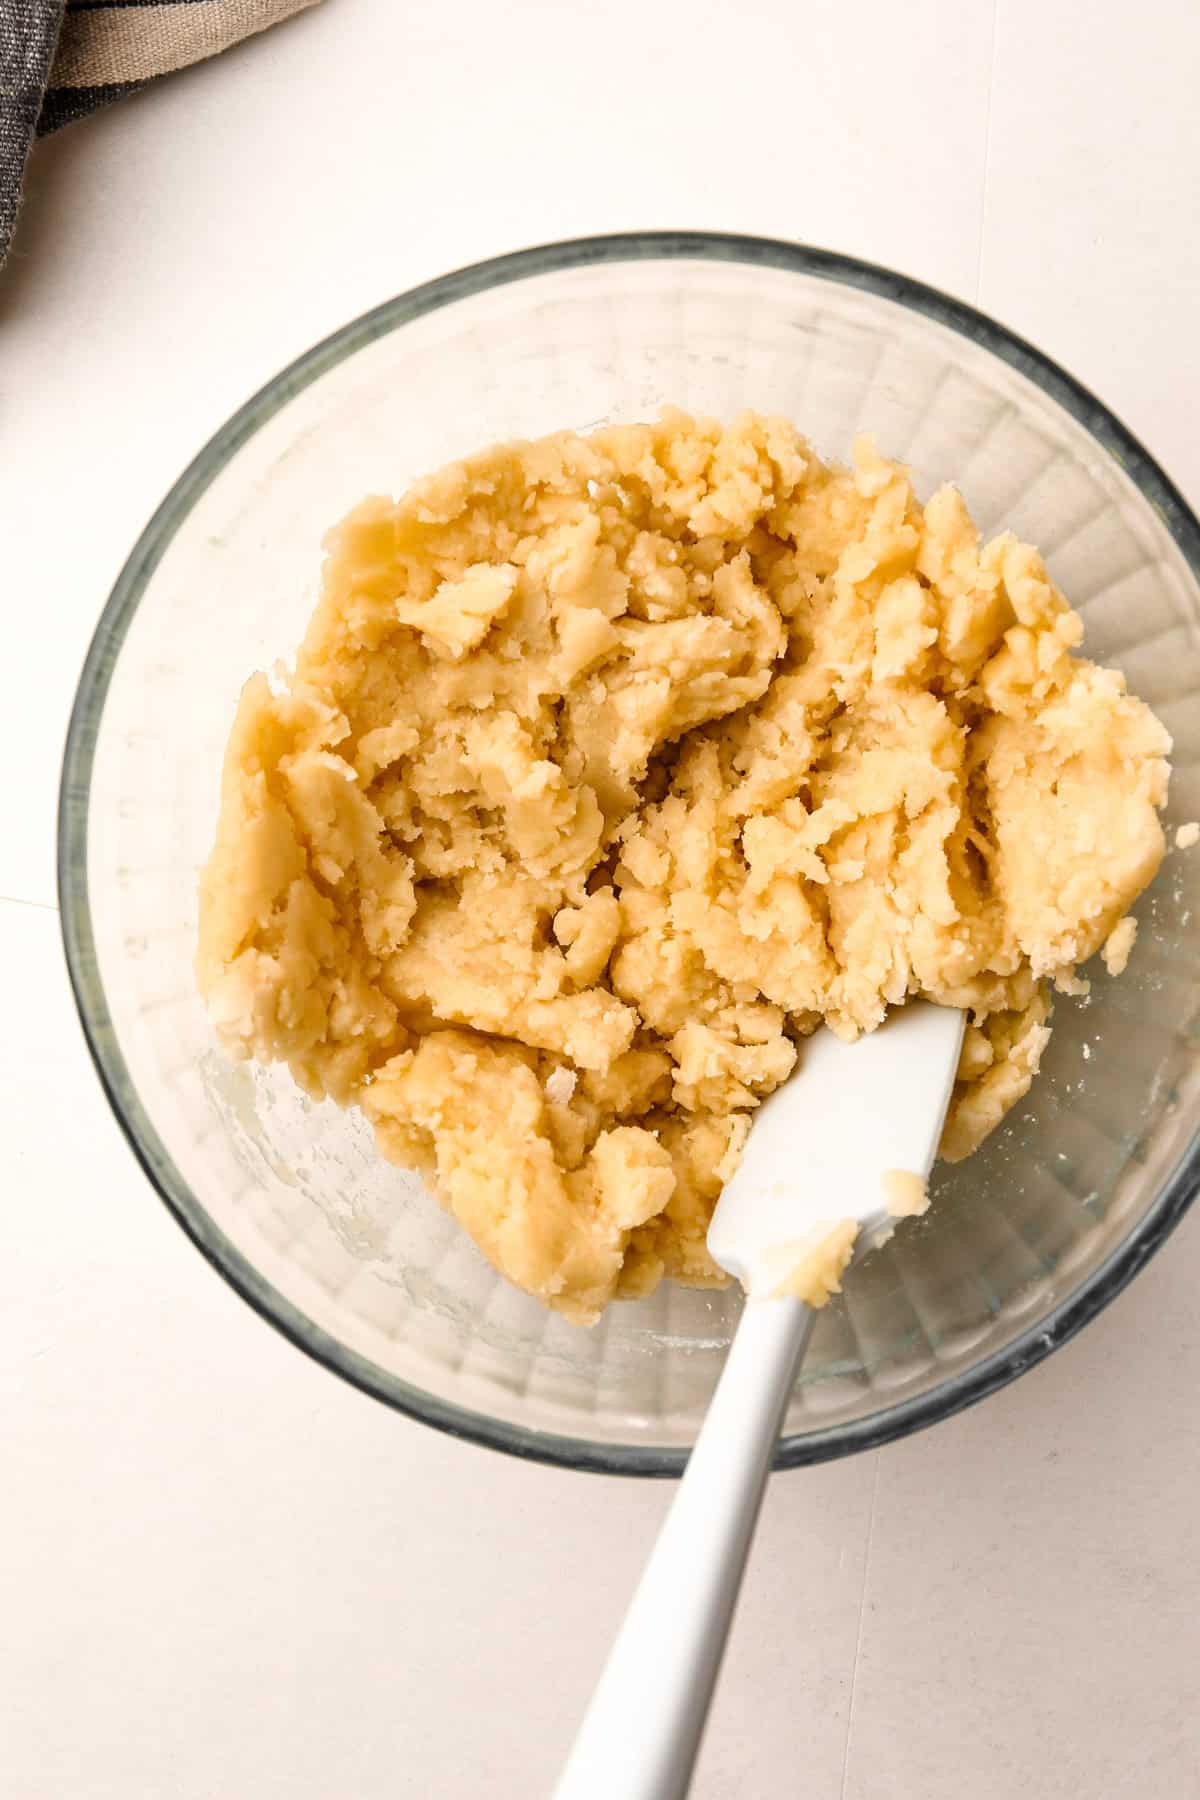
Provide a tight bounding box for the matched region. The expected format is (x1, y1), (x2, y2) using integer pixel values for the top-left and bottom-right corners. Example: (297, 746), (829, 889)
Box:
(60, 233), (1200, 1475)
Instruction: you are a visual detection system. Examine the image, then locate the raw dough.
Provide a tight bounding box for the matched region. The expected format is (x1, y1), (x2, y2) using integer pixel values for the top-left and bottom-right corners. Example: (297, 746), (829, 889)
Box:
(763, 1223), (860, 1306)
(1101, 917), (1137, 977)
(882, 1169), (930, 1218)
(197, 412), (1171, 1323)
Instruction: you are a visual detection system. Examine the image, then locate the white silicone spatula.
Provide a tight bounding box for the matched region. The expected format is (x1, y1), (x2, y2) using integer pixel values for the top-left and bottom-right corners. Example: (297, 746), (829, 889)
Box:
(555, 1001), (966, 1800)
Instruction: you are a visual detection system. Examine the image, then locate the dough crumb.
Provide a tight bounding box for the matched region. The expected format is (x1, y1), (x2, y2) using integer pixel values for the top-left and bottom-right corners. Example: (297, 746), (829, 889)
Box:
(1102, 917), (1138, 977)
(1176, 821), (1200, 849)
(544, 1066), (577, 1106)
(197, 412), (1172, 1324)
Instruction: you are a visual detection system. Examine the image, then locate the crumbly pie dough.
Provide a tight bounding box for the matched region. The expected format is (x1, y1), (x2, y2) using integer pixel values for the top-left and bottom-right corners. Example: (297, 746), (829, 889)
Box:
(198, 413), (1170, 1322)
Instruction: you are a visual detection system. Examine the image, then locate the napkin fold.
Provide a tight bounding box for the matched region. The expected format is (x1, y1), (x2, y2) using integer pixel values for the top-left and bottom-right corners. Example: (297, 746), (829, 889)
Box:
(1, 0), (321, 266)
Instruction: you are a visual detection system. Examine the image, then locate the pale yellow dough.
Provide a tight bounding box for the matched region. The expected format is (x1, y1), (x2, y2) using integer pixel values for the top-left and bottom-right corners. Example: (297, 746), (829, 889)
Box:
(763, 1223), (860, 1307)
(882, 1169), (930, 1218)
(197, 412), (1171, 1323)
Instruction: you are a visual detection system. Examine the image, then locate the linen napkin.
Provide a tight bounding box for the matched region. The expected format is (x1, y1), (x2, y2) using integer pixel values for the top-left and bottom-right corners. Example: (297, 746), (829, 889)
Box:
(1, 0), (321, 267)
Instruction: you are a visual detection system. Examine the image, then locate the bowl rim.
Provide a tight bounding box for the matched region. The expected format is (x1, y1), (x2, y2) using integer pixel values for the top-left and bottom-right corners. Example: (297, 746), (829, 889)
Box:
(58, 229), (1200, 1478)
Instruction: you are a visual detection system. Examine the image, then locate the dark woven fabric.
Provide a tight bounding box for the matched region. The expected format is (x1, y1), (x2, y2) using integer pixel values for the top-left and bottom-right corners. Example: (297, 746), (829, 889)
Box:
(0, 2), (65, 262)
(0, 0), (320, 266)
(37, 76), (149, 134)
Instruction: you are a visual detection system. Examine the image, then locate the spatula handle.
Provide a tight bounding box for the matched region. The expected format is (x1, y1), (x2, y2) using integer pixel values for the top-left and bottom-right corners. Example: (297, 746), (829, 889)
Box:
(555, 1296), (815, 1800)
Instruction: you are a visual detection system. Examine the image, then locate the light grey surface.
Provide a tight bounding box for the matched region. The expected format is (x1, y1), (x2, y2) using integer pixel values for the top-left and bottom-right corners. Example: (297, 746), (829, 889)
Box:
(3, 1), (1199, 1794)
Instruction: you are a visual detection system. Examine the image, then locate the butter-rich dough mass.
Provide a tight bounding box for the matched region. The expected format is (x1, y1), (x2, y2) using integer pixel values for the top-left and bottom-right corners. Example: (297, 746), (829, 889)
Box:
(198, 413), (1171, 1323)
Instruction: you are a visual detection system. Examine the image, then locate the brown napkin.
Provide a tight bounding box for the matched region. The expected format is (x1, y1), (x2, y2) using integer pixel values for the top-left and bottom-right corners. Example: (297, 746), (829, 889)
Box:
(1, 0), (321, 266)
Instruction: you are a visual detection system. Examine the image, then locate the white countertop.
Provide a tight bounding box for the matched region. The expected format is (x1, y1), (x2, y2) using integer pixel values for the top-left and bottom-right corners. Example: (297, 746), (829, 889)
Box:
(4, 3), (1199, 1794)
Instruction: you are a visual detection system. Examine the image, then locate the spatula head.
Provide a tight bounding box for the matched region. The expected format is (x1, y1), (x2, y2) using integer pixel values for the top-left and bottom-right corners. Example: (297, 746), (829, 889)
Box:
(707, 1002), (966, 1295)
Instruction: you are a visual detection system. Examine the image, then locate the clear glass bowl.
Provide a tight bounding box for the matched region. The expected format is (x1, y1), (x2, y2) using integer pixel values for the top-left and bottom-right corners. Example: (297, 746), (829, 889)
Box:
(60, 233), (1200, 1475)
